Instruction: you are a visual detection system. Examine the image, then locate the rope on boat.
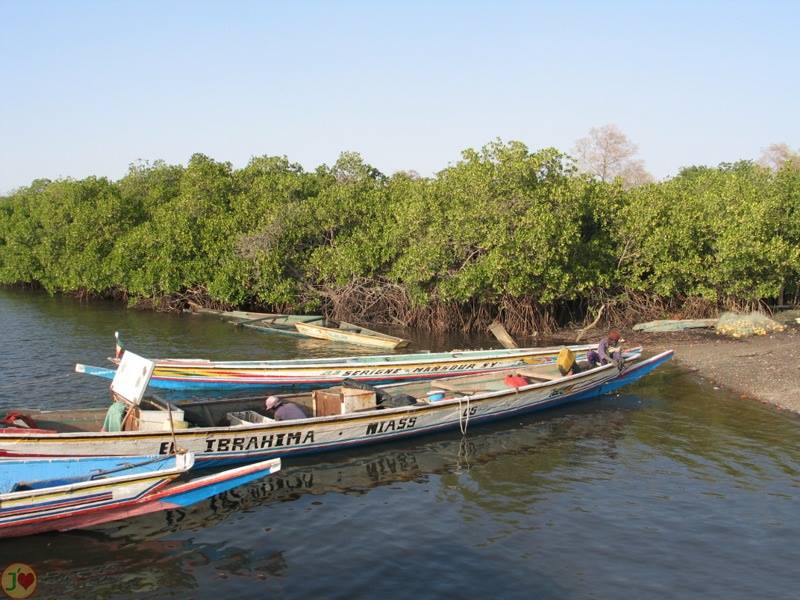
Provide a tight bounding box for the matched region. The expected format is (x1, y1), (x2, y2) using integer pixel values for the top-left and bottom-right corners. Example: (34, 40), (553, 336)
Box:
(458, 394), (471, 436)
(456, 435), (472, 472)
(167, 403), (187, 456)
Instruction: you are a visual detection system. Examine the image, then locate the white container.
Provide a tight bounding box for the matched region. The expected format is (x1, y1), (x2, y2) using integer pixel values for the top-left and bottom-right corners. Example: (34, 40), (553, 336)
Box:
(227, 411), (276, 426)
(138, 407), (185, 431)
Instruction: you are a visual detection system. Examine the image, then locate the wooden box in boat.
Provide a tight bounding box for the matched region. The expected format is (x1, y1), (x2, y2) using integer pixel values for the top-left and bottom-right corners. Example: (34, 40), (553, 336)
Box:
(312, 386), (377, 416)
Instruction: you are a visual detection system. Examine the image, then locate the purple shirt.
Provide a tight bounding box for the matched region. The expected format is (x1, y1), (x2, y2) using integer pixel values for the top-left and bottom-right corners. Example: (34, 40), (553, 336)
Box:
(597, 337), (621, 364)
(274, 401), (307, 421)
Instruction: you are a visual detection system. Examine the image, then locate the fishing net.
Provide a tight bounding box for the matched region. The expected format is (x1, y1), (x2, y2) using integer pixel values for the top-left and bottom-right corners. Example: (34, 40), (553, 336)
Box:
(715, 311), (786, 338)
(772, 309), (800, 325)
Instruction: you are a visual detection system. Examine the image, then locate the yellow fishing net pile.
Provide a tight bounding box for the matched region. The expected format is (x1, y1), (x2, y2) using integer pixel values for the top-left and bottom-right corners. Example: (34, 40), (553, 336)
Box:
(715, 311), (786, 338)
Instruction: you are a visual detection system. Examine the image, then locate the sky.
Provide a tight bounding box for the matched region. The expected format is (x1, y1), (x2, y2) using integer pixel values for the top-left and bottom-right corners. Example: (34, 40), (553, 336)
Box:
(1, 0), (798, 193)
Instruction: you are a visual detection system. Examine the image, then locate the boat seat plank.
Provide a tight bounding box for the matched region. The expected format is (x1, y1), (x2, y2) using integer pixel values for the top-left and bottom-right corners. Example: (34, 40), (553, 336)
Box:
(514, 367), (561, 381)
(429, 380), (476, 394)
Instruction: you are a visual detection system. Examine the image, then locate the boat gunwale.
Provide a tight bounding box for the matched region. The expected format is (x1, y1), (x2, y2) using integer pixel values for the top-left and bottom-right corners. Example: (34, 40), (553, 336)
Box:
(0, 454), (193, 502)
(136, 344), (600, 370)
(294, 320), (408, 345)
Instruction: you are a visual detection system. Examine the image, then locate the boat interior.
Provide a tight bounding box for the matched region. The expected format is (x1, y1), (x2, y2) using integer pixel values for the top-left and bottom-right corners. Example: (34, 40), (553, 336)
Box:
(0, 455), (179, 495)
(239, 314), (325, 332)
(1, 359), (591, 435)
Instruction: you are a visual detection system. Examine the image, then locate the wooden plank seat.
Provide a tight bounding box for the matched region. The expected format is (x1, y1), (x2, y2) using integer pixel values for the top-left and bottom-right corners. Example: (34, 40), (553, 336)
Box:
(513, 366), (562, 382)
(429, 380), (477, 395)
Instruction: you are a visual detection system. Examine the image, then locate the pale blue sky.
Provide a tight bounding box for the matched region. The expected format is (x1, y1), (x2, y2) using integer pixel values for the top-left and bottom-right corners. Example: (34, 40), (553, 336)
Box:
(1, 1), (798, 193)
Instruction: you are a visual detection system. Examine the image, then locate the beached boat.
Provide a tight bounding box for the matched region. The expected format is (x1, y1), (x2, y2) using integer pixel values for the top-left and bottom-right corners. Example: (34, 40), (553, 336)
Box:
(4, 349), (673, 465)
(189, 304), (409, 348)
(188, 304), (325, 337)
(0, 452), (281, 538)
(76, 342), (602, 391)
(294, 320), (410, 349)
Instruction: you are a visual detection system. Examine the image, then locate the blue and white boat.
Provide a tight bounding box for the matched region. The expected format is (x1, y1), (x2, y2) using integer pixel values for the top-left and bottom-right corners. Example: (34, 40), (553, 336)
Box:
(0, 453), (281, 538)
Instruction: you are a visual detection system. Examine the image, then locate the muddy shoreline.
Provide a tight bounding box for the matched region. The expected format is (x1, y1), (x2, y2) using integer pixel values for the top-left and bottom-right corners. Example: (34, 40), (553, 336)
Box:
(553, 324), (800, 414)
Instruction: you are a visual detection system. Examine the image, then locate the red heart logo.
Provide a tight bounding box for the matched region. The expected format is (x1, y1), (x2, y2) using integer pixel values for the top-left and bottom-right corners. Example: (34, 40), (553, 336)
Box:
(17, 572), (34, 590)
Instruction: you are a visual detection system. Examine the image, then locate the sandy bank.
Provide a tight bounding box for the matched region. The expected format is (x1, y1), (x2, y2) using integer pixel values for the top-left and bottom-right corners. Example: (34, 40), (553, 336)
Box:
(573, 325), (800, 413)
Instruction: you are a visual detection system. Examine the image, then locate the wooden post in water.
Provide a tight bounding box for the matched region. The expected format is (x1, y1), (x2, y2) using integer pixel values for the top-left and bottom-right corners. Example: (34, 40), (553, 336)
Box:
(489, 321), (519, 349)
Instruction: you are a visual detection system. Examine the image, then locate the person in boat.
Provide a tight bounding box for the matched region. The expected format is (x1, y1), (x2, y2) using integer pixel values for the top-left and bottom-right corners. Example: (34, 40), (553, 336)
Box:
(265, 396), (308, 421)
(587, 329), (624, 368)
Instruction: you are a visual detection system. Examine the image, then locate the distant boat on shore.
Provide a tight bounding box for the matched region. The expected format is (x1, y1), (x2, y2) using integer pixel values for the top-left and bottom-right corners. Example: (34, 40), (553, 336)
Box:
(187, 302), (410, 349)
(187, 302), (325, 337)
(294, 320), (409, 349)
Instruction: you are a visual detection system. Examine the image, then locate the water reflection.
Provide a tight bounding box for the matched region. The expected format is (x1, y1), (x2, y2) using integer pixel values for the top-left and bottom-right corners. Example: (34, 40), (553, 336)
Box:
(0, 404), (631, 594)
(1, 530), (292, 598)
(4, 289), (800, 599)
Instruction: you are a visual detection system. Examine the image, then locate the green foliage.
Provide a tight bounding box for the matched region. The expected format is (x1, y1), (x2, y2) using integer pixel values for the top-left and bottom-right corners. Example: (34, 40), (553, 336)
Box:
(616, 162), (800, 302)
(1, 141), (798, 320)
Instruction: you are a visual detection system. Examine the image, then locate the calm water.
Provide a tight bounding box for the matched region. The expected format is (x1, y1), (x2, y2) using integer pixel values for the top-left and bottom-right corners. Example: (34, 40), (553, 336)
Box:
(1, 288), (799, 599)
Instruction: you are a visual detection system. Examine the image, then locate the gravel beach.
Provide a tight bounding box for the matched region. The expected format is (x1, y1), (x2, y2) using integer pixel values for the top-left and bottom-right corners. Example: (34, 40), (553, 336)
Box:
(591, 324), (800, 413)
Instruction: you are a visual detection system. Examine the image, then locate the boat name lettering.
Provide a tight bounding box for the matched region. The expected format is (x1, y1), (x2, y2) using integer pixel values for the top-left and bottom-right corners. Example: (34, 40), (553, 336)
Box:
(366, 417), (417, 436)
(320, 361), (507, 378)
(410, 361), (504, 374)
(158, 431), (315, 455)
(333, 368), (404, 377)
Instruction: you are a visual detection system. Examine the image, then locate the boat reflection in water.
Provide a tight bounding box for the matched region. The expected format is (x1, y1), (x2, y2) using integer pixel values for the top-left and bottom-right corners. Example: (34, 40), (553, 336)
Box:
(0, 398), (635, 598)
(150, 396), (633, 527)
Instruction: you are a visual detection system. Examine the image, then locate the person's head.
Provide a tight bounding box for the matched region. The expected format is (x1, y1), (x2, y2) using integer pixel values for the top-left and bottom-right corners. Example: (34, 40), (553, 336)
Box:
(608, 329), (621, 343)
(265, 396), (281, 411)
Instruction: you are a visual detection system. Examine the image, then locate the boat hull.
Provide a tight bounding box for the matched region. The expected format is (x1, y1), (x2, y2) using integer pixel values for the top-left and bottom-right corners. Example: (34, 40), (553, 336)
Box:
(294, 321), (409, 350)
(77, 345), (600, 390)
(188, 305), (327, 337)
(9, 352), (673, 465)
(0, 458), (280, 538)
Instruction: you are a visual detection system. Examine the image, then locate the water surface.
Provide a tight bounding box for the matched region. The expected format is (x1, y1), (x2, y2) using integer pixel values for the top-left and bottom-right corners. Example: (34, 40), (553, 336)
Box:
(1, 288), (798, 599)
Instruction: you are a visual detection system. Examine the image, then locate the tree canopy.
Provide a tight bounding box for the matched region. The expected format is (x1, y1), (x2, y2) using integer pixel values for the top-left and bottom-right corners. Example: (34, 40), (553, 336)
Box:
(1, 141), (798, 332)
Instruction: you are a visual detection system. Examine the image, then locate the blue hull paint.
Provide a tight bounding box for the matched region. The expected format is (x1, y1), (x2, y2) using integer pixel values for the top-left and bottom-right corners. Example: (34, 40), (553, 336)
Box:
(78, 366), (478, 392)
(168, 463), (281, 507)
(147, 378), (410, 391)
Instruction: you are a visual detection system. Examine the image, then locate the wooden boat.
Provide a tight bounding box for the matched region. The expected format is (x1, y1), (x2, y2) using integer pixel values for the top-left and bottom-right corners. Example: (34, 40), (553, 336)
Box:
(4, 349), (673, 465)
(633, 318), (718, 332)
(188, 303), (409, 348)
(187, 304), (325, 337)
(76, 342), (602, 391)
(0, 452), (281, 538)
(294, 320), (409, 349)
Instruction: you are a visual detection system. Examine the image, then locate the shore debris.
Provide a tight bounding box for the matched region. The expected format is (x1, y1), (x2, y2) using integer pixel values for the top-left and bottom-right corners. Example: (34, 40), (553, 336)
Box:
(771, 309), (800, 325)
(489, 321), (519, 349)
(575, 304), (606, 342)
(632, 318), (718, 333)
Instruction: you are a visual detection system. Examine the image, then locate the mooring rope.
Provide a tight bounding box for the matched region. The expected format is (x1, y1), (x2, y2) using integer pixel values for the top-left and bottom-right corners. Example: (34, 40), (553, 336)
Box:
(458, 394), (471, 436)
(456, 435), (472, 472)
